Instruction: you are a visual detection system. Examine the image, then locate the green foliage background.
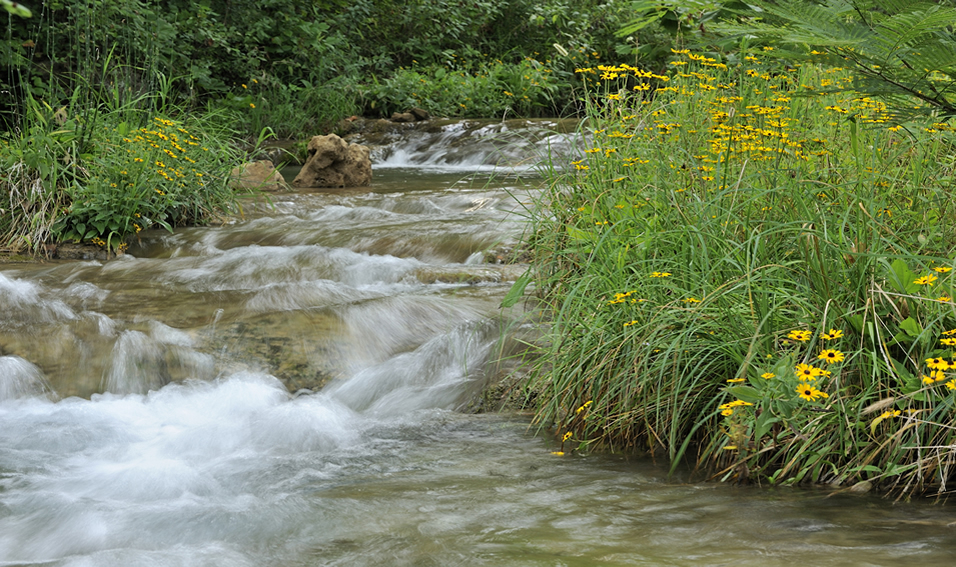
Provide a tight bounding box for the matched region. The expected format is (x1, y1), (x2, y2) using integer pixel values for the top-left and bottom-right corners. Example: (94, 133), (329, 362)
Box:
(1, 0), (648, 136)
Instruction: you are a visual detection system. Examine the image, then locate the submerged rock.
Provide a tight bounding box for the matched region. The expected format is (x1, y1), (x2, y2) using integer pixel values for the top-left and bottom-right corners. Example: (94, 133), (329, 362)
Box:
(230, 160), (291, 192)
(390, 112), (416, 123)
(292, 134), (372, 188)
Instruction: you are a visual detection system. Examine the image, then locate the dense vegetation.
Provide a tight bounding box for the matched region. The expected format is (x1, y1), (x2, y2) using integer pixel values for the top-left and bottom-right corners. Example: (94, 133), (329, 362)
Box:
(1, 0), (650, 136)
(522, 0), (956, 497)
(1, 0), (653, 254)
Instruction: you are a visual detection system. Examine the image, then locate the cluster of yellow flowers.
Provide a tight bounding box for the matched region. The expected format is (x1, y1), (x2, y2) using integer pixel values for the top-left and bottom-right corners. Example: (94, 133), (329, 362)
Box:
(567, 47), (934, 210)
(719, 399), (753, 417)
(120, 117), (207, 193)
(923, 330), (956, 390)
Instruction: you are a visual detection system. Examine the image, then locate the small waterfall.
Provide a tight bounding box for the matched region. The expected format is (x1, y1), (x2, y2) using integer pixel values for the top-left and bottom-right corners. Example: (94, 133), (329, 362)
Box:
(0, 356), (56, 401)
(350, 118), (581, 171)
(102, 331), (169, 395)
(0, 272), (77, 327)
(327, 318), (501, 414)
(101, 328), (215, 395)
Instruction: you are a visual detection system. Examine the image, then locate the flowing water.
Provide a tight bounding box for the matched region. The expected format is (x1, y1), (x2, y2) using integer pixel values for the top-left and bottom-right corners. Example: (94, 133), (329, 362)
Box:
(1, 120), (955, 566)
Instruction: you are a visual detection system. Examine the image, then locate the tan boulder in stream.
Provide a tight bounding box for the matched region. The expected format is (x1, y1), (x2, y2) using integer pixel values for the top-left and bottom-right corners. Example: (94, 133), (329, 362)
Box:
(230, 160), (290, 192)
(292, 134), (372, 188)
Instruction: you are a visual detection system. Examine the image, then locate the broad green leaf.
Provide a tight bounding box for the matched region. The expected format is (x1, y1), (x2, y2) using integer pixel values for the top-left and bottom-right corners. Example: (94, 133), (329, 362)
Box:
(501, 271), (532, 308)
(754, 412), (780, 442)
(726, 385), (761, 403)
(899, 317), (922, 338)
(2, 0), (32, 18)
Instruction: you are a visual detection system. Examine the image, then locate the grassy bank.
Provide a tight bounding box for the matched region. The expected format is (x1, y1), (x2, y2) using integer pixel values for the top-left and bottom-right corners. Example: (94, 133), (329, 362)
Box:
(0, 98), (245, 255)
(523, 48), (956, 497)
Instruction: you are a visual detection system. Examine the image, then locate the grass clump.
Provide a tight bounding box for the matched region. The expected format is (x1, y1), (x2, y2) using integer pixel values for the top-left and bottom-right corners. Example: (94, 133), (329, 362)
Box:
(1, 99), (244, 254)
(524, 48), (956, 497)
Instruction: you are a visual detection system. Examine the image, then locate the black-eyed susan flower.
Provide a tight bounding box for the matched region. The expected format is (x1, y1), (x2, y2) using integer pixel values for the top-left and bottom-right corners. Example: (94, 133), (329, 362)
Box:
(761, 372), (776, 379)
(926, 357), (951, 370)
(821, 329), (844, 340)
(914, 274), (938, 286)
(818, 349), (845, 364)
(796, 384), (821, 401)
(787, 329), (812, 342)
(718, 399), (753, 416)
(932, 266), (953, 273)
(649, 271), (672, 278)
(795, 363), (823, 381)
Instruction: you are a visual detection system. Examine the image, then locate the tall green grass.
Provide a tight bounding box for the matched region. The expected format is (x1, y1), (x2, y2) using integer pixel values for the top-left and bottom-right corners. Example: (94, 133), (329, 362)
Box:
(524, 50), (956, 497)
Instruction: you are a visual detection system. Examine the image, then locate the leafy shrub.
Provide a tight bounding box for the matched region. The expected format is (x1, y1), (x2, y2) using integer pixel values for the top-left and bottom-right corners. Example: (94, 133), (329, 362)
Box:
(49, 115), (239, 250)
(363, 56), (569, 118)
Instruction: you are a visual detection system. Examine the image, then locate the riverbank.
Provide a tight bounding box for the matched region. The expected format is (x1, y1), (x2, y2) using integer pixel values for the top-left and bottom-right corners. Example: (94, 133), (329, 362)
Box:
(520, 52), (956, 497)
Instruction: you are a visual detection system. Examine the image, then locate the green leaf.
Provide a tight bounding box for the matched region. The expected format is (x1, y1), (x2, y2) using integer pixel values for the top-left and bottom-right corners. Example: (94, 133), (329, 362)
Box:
(2, 0), (32, 18)
(774, 399), (794, 419)
(726, 385), (761, 403)
(501, 271), (532, 308)
(754, 412), (780, 442)
(888, 258), (916, 294)
(884, 462), (917, 477)
(846, 314), (864, 334)
(899, 317), (922, 338)
(889, 356), (912, 377)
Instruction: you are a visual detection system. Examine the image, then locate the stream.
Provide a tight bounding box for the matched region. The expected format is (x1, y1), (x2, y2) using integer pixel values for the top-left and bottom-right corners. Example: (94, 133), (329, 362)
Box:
(1, 119), (955, 566)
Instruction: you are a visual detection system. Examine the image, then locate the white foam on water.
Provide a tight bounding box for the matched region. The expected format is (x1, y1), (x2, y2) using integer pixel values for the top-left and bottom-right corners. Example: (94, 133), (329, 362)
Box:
(327, 319), (498, 415)
(0, 309), (498, 564)
(0, 272), (76, 325)
(0, 373), (362, 564)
